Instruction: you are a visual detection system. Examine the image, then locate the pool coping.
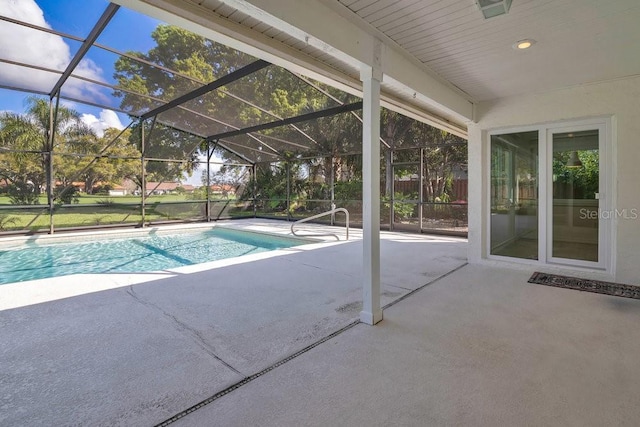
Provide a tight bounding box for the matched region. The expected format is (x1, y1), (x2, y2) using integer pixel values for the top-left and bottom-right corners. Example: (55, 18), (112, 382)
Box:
(0, 221), (350, 311)
(0, 221), (324, 249)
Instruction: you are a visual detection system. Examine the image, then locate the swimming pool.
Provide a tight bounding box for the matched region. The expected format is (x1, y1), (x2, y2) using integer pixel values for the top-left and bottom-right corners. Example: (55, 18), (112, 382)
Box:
(0, 227), (305, 285)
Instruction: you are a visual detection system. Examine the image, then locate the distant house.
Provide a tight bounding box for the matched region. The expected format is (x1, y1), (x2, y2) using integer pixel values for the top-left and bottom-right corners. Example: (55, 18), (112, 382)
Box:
(108, 185), (128, 197)
(179, 184), (195, 193)
(143, 182), (179, 195)
(121, 179), (138, 195)
(210, 184), (236, 198)
(53, 181), (85, 192)
(138, 182), (195, 195)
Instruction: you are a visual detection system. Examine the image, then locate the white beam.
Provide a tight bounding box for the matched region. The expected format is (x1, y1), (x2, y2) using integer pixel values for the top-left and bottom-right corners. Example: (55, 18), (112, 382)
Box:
(221, 0), (474, 123)
(117, 0), (471, 133)
(112, 0), (362, 97)
(359, 45), (383, 326)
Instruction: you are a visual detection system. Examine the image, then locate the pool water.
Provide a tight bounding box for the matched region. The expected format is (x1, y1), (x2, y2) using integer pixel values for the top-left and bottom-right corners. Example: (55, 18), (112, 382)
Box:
(0, 228), (303, 285)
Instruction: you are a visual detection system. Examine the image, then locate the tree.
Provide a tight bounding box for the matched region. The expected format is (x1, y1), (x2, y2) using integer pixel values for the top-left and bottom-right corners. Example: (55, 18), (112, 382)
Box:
(112, 24), (357, 167)
(552, 150), (599, 199)
(110, 23), (468, 213)
(124, 121), (200, 190)
(409, 125), (467, 202)
(200, 163), (250, 200)
(54, 127), (140, 195)
(114, 25), (252, 112)
(0, 96), (92, 205)
(380, 108), (415, 196)
(113, 25), (255, 184)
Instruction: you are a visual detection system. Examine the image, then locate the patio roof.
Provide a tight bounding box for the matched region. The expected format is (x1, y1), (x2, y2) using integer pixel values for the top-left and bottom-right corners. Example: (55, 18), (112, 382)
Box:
(132, 0), (640, 115)
(6, 0), (634, 165)
(0, 1), (388, 164)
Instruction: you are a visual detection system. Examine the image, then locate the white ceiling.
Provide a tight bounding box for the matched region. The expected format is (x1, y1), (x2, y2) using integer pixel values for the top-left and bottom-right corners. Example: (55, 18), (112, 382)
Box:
(337, 0), (640, 101)
(177, 0), (473, 133)
(193, 0), (363, 85)
(156, 0), (640, 130)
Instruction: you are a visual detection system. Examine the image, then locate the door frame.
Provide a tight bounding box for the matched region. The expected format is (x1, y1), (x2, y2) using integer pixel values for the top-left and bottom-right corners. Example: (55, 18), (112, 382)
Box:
(545, 121), (609, 269)
(486, 117), (614, 272)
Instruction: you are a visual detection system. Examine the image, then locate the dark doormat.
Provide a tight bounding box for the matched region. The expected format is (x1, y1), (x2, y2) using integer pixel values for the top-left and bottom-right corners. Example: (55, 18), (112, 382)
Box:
(528, 272), (640, 299)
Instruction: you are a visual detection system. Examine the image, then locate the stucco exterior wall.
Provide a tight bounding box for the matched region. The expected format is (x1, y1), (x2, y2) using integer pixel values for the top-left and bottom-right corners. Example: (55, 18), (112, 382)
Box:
(467, 75), (640, 284)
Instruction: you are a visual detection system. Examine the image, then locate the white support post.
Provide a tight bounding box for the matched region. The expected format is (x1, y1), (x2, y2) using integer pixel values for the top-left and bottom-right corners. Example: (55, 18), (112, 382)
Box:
(360, 50), (383, 325)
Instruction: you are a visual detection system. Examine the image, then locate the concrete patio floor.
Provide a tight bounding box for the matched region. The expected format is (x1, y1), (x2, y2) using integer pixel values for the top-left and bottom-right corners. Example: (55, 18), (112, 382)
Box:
(175, 264), (640, 427)
(2, 220), (639, 426)
(0, 220), (466, 426)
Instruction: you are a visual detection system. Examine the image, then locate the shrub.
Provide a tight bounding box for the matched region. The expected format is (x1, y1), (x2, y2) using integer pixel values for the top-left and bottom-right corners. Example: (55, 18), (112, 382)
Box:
(7, 181), (39, 205)
(97, 198), (115, 206)
(54, 185), (80, 205)
(382, 191), (417, 221)
(92, 184), (113, 195)
(334, 179), (362, 201)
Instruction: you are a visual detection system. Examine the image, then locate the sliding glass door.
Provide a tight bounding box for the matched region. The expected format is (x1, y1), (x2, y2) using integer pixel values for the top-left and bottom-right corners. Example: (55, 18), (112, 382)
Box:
(490, 131), (538, 259)
(489, 121), (608, 269)
(549, 127), (603, 266)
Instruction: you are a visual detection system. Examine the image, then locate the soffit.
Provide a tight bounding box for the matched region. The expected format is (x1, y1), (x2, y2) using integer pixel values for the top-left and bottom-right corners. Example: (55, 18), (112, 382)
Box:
(338, 0), (640, 101)
(185, 0), (469, 134)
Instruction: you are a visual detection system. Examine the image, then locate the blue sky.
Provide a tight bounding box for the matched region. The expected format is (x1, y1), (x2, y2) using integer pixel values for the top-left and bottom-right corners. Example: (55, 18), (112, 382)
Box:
(0, 0), (159, 123)
(0, 0), (220, 185)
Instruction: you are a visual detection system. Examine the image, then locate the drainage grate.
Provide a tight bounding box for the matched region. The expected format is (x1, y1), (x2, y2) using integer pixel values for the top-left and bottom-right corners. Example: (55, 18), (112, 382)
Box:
(528, 272), (640, 299)
(155, 263), (470, 426)
(154, 320), (360, 427)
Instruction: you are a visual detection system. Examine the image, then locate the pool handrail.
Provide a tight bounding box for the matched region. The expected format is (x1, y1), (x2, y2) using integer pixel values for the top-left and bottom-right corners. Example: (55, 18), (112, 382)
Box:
(291, 205), (349, 241)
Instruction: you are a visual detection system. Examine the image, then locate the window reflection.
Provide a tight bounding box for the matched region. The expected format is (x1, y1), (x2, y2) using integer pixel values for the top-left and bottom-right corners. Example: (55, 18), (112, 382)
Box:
(490, 131), (538, 259)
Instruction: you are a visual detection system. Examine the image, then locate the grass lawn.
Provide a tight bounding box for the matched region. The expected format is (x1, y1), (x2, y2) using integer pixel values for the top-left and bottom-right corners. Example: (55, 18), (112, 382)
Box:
(0, 195), (253, 232)
(0, 194), (190, 205)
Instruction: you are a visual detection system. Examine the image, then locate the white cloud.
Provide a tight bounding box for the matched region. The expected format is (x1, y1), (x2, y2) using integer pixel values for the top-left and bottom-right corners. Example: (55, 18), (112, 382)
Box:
(59, 100), (77, 110)
(0, 0), (107, 102)
(80, 109), (124, 137)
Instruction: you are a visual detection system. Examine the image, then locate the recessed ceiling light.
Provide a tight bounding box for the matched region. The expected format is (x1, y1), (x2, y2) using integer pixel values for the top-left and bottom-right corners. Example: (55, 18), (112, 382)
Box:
(514, 39), (536, 50)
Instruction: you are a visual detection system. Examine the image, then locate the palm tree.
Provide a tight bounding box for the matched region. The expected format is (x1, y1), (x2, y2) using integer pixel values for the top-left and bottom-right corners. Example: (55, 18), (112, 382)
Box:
(0, 96), (93, 205)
